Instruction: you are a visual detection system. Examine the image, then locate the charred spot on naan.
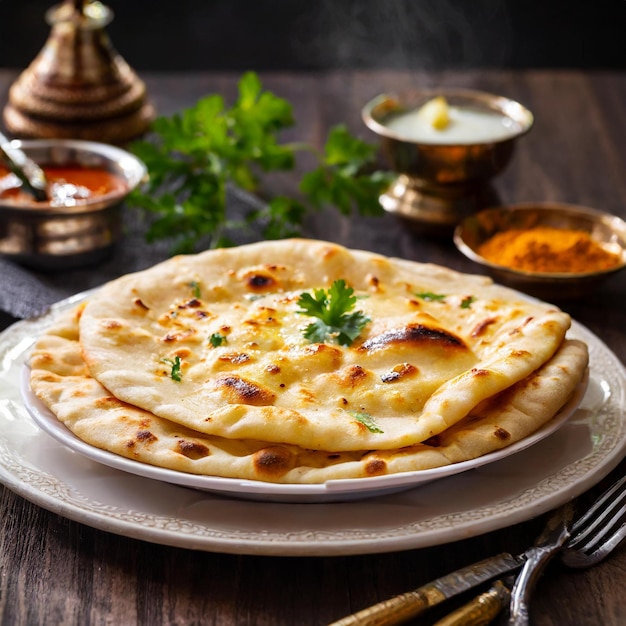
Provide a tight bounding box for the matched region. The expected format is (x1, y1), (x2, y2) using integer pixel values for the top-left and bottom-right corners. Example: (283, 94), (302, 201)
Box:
(332, 364), (373, 389)
(176, 439), (211, 460)
(136, 430), (158, 443)
(95, 395), (131, 410)
(359, 322), (468, 353)
(301, 343), (343, 367)
(471, 317), (498, 338)
(211, 374), (276, 406)
(381, 363), (418, 383)
(296, 387), (318, 404)
(179, 298), (202, 309)
(253, 446), (295, 477)
(362, 456), (388, 476)
(125, 427), (158, 450)
(161, 328), (200, 343)
(239, 265), (286, 293)
(243, 306), (280, 327)
(99, 318), (125, 331)
(217, 352), (252, 365)
(493, 427), (511, 441)
(132, 297), (150, 312)
(365, 273), (382, 291)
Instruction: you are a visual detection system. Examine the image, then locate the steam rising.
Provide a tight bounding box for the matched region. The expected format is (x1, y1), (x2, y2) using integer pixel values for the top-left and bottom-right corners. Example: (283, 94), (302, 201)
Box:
(291, 0), (514, 70)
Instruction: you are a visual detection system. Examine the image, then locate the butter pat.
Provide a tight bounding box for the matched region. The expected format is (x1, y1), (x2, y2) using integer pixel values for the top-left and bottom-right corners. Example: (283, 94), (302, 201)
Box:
(382, 99), (521, 145)
(415, 96), (450, 130)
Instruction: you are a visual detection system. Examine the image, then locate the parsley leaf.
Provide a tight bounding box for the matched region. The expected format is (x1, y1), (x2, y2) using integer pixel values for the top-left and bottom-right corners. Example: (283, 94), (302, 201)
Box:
(128, 72), (391, 253)
(415, 291), (447, 302)
(349, 410), (384, 434)
(209, 333), (227, 347)
(299, 126), (389, 217)
(162, 356), (182, 382)
(297, 279), (370, 346)
(461, 295), (476, 309)
(189, 280), (201, 298)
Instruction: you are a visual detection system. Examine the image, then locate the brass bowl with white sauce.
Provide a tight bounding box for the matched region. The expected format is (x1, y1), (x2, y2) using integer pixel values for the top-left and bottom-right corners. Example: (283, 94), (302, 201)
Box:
(0, 139), (146, 270)
(453, 203), (626, 300)
(362, 88), (533, 234)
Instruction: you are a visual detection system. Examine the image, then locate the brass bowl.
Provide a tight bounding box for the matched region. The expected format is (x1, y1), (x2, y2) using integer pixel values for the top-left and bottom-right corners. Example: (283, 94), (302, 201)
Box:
(453, 203), (626, 300)
(0, 139), (146, 270)
(362, 88), (533, 234)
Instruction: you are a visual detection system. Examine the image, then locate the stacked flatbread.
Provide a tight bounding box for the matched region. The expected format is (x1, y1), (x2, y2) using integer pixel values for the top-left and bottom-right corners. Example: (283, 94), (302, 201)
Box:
(29, 239), (589, 484)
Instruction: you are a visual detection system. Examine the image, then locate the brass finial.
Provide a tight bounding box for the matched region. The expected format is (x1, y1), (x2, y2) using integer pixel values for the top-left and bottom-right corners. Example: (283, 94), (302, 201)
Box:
(2, 0), (155, 144)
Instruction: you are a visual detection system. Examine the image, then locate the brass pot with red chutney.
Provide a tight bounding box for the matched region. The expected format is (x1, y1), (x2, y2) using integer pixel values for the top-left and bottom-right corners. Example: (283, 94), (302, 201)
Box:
(0, 164), (129, 207)
(0, 139), (146, 270)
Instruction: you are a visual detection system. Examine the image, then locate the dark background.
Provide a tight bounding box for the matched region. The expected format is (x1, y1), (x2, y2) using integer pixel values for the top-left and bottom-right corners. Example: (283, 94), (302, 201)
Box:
(0, 0), (625, 72)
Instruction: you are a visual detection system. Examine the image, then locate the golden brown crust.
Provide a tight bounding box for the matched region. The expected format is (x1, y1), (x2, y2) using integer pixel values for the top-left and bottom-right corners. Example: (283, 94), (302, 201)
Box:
(75, 240), (573, 452)
(27, 240), (588, 484)
(28, 307), (588, 483)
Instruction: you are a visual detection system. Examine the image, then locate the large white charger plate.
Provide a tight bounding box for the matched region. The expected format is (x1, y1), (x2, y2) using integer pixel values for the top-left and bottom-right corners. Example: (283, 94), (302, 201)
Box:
(1, 293), (625, 556)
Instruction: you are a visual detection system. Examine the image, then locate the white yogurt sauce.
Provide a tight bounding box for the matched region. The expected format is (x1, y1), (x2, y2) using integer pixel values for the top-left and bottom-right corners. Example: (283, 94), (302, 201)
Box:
(383, 105), (521, 144)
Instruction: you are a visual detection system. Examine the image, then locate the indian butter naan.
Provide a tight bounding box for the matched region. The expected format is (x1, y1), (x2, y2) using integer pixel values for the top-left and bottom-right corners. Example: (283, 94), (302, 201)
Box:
(75, 239), (575, 452)
(29, 306), (588, 483)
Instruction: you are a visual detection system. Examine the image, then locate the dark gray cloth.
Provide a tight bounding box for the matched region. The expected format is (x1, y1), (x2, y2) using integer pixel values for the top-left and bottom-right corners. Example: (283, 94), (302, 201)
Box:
(0, 186), (265, 320)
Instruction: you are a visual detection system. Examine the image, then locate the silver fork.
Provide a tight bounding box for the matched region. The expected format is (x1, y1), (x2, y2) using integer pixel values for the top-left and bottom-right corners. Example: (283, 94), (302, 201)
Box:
(507, 473), (626, 625)
(431, 474), (626, 626)
(561, 473), (626, 568)
(327, 474), (626, 626)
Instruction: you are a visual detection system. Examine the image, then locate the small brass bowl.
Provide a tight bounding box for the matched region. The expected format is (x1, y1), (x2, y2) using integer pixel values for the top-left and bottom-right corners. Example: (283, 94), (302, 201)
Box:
(0, 139), (146, 270)
(362, 88), (533, 234)
(453, 203), (626, 300)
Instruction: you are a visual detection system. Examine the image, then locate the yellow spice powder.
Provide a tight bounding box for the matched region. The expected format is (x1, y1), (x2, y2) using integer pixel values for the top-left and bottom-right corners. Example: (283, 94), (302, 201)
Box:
(478, 226), (622, 273)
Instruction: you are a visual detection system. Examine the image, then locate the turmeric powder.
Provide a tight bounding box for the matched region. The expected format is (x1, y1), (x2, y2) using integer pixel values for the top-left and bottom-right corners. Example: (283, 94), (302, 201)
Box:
(478, 226), (623, 273)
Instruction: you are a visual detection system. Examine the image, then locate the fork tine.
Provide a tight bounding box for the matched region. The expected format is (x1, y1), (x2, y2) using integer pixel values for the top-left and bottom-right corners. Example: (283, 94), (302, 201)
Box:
(561, 474), (626, 567)
(568, 504), (626, 553)
(562, 520), (626, 568)
(568, 474), (626, 548)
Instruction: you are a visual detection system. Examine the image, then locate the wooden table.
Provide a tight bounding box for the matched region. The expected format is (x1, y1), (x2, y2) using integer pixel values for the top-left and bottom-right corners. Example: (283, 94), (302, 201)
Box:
(1, 68), (625, 625)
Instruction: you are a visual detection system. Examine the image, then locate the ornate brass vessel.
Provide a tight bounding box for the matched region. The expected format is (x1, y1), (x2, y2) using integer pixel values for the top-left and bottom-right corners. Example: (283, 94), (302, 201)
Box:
(362, 88), (533, 235)
(0, 138), (147, 269)
(2, 0), (155, 144)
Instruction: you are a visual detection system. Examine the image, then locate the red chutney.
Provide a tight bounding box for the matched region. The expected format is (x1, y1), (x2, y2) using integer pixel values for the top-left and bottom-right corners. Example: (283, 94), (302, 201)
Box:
(0, 164), (128, 204)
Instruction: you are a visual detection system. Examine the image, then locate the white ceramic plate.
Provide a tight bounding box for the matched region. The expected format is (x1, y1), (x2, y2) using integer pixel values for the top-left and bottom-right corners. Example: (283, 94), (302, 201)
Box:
(0, 294), (625, 556)
(20, 365), (588, 504)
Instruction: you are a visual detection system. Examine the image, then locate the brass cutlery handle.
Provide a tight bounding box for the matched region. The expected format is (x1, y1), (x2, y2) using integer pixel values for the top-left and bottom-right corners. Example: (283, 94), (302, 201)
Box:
(328, 585), (446, 626)
(433, 580), (511, 626)
(327, 553), (524, 626)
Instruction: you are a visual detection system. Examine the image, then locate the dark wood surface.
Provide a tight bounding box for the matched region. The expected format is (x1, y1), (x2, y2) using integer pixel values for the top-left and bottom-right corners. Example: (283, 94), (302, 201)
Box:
(1, 68), (625, 625)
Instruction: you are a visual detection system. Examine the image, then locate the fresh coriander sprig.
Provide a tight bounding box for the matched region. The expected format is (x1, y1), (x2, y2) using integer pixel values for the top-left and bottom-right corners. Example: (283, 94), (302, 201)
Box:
(189, 280), (201, 298)
(415, 291), (476, 309)
(297, 279), (370, 346)
(461, 295), (476, 309)
(209, 333), (227, 347)
(162, 356), (182, 382)
(415, 291), (446, 302)
(129, 72), (391, 253)
(348, 410), (384, 434)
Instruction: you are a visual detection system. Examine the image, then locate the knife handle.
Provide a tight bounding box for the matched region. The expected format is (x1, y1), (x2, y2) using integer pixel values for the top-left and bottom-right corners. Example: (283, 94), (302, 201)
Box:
(327, 585), (446, 626)
(433, 580), (511, 626)
(327, 553), (523, 626)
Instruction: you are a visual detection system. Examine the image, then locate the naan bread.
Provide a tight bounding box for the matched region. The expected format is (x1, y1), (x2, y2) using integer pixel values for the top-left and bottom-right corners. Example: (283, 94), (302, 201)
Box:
(78, 239), (573, 451)
(28, 306), (588, 483)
